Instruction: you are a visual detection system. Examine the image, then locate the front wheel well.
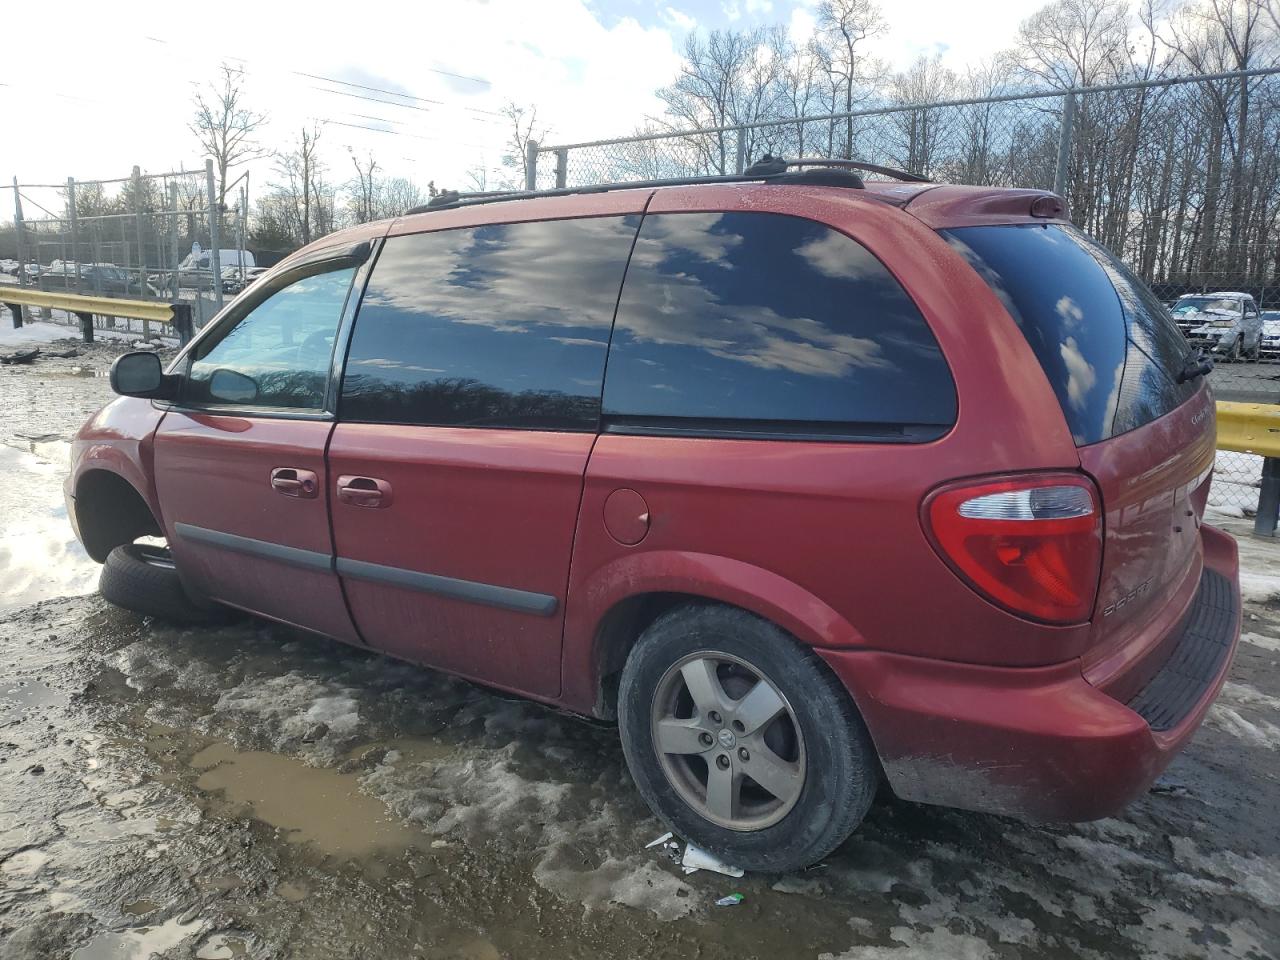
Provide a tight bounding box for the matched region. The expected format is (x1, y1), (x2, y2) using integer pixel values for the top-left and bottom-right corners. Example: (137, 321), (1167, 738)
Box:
(75, 470), (161, 562)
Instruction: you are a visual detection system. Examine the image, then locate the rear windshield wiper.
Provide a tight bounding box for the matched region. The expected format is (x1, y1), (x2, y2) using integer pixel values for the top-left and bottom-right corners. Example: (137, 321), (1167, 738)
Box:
(1177, 348), (1214, 384)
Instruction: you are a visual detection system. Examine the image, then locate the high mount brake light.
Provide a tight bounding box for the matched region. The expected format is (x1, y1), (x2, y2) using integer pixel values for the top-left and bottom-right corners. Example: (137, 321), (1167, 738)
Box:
(924, 474), (1103, 625)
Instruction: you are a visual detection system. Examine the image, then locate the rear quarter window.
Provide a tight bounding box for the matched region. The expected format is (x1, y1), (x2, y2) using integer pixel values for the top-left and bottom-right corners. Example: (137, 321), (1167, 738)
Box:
(944, 224), (1197, 445)
(603, 211), (957, 441)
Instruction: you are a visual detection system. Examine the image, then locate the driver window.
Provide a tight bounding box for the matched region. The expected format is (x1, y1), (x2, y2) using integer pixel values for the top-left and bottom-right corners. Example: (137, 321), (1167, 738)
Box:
(185, 266), (357, 410)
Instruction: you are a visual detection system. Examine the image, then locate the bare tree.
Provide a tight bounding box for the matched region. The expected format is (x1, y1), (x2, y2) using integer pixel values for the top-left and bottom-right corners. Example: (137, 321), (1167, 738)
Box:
(657, 28), (789, 173)
(500, 102), (549, 188)
(816, 0), (888, 156)
(190, 63), (269, 208)
(272, 125), (326, 245)
(348, 149), (381, 224)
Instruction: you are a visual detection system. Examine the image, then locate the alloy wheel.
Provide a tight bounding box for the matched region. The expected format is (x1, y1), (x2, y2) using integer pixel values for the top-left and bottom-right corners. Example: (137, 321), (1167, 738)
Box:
(650, 651), (806, 831)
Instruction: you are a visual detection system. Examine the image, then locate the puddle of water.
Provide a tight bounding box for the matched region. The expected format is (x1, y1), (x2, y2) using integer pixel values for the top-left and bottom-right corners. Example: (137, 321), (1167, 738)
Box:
(191, 742), (426, 859)
(0, 679), (68, 716)
(195, 932), (250, 959)
(121, 898), (161, 916)
(276, 881), (308, 902)
(70, 916), (205, 960)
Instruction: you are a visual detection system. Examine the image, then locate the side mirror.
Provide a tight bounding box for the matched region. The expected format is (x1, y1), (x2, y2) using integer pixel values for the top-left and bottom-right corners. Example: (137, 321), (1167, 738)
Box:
(109, 351), (171, 399)
(209, 368), (259, 404)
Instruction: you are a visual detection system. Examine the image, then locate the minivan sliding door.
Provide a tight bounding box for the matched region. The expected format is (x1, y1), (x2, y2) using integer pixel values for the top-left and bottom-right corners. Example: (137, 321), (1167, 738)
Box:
(328, 214), (642, 698)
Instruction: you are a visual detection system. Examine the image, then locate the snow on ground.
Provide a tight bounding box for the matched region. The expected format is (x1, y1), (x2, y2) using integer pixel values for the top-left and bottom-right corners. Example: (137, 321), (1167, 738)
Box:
(0, 442), (99, 613)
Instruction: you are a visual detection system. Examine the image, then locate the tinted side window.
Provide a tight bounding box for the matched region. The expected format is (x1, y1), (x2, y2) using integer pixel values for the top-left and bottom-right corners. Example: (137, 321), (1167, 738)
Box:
(945, 224), (1194, 445)
(186, 266), (356, 410)
(340, 216), (640, 430)
(603, 212), (956, 439)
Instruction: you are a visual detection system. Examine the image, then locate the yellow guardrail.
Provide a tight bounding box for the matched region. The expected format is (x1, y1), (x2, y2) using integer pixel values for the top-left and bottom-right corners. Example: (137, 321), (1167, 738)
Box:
(1216, 401), (1280, 458)
(0, 286), (174, 323)
(1, 285), (194, 343)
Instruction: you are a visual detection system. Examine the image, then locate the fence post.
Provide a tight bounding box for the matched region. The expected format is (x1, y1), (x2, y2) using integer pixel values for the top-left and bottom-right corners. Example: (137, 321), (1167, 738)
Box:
(132, 166), (148, 303)
(554, 148), (568, 190)
(206, 159), (223, 311)
(735, 127), (746, 174)
(67, 178), (81, 293)
(168, 181), (179, 300)
(1054, 93), (1076, 197)
(12, 177), (28, 326)
(75, 311), (94, 344)
(1256, 457), (1280, 538)
(4, 304), (20, 329)
(525, 140), (539, 192)
(170, 301), (194, 346)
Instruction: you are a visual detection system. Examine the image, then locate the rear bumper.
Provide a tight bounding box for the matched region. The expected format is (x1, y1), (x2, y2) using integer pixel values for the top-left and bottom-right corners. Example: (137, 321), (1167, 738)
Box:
(819, 525), (1240, 821)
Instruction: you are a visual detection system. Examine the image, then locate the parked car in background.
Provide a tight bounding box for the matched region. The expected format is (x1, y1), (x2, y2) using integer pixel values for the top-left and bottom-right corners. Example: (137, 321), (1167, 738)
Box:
(1261, 311), (1280, 358)
(0, 259), (19, 277)
(221, 265), (267, 295)
(39, 262), (132, 295)
(1174, 292), (1262, 360)
(69, 169), (1239, 873)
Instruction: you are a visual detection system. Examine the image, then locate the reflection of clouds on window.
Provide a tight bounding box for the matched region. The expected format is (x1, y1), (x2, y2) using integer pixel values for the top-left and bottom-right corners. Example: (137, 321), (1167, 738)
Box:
(795, 229), (883, 281)
(362, 217), (634, 336)
(1055, 296), (1084, 327)
(1059, 336), (1097, 411)
(606, 211), (956, 430)
(339, 217), (638, 430)
(639, 213), (741, 266)
(619, 218), (899, 379)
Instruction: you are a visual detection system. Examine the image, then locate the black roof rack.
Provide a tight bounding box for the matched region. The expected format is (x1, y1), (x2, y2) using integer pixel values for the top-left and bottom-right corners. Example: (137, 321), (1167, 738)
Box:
(403, 156), (930, 215)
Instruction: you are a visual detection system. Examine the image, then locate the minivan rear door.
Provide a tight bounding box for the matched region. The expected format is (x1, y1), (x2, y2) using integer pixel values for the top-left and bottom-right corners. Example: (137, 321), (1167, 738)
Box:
(944, 224), (1216, 672)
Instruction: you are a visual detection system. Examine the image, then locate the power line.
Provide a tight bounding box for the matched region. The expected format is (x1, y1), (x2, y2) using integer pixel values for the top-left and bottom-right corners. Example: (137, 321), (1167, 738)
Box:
(298, 70), (500, 114)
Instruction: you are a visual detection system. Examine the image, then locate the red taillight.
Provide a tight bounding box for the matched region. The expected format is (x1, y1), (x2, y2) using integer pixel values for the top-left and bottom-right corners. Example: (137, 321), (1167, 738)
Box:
(924, 474), (1103, 625)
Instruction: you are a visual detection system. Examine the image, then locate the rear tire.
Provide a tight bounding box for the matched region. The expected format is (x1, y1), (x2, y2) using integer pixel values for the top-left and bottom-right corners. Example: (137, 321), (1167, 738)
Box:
(99, 543), (223, 624)
(618, 604), (878, 873)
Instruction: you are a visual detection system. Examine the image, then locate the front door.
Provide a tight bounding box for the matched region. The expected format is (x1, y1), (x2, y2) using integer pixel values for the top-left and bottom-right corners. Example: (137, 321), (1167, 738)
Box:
(327, 212), (643, 698)
(153, 261), (362, 642)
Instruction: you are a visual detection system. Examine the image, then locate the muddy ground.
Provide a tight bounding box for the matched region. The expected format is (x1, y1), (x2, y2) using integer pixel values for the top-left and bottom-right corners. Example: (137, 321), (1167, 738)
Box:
(0, 331), (1278, 960)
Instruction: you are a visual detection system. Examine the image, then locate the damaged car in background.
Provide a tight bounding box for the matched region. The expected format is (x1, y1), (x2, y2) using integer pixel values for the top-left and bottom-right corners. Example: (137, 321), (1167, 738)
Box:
(1174, 291), (1263, 361)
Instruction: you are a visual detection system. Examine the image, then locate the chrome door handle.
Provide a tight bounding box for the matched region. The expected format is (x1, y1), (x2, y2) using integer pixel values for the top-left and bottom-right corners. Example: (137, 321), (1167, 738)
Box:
(337, 475), (393, 508)
(270, 467), (318, 499)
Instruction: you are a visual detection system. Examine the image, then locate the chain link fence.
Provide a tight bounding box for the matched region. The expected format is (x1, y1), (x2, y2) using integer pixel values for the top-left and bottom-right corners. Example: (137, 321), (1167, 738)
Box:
(532, 67), (1280, 312)
(1212, 450), (1265, 518)
(1, 160), (252, 340)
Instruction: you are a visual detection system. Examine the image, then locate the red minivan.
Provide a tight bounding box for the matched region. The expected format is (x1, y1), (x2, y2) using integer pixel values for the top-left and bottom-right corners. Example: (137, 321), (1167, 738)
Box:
(67, 161), (1240, 872)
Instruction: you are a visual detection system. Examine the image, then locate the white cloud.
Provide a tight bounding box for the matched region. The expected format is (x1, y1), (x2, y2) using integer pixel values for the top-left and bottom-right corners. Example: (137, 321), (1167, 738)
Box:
(661, 6), (698, 32)
(788, 6), (818, 43)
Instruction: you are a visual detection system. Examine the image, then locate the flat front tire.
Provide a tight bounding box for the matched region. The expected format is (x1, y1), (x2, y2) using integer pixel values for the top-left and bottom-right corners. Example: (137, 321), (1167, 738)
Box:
(618, 604), (878, 873)
(99, 543), (222, 624)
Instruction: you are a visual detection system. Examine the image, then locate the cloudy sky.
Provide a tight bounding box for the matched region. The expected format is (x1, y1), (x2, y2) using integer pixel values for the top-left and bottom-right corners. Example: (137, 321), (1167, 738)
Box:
(1, 0), (1044, 221)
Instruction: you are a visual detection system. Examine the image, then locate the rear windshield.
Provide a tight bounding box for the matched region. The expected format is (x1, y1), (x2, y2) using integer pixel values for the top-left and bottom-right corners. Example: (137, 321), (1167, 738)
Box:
(943, 224), (1198, 445)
